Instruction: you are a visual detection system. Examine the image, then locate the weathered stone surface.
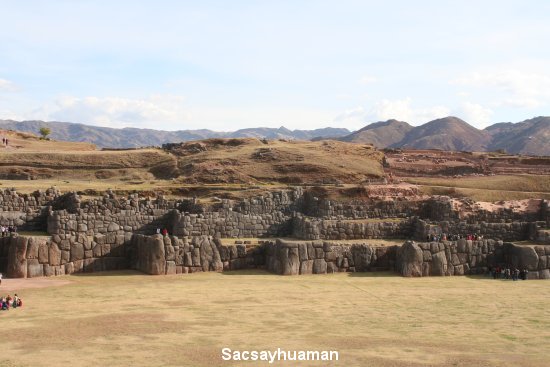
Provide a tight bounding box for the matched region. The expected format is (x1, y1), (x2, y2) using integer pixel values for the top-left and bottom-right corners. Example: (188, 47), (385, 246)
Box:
(27, 258), (43, 278)
(281, 247), (300, 275)
(510, 244), (539, 271)
(298, 243), (308, 261)
(7, 236), (28, 278)
(313, 258), (327, 274)
(431, 251), (448, 276)
(300, 260), (314, 274)
(49, 243), (61, 266)
(71, 243), (85, 262)
(352, 245), (374, 271)
(166, 260), (176, 275)
(136, 234), (165, 275)
(397, 241), (423, 277)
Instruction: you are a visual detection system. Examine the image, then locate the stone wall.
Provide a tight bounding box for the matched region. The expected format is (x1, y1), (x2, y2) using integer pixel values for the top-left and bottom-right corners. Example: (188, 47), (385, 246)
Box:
(414, 219), (532, 242)
(292, 216), (413, 240)
(419, 197), (543, 223)
(231, 187), (304, 215)
(302, 194), (420, 219)
(0, 188), (60, 230)
(3, 235), (129, 278)
(133, 234), (265, 275)
(0, 236), (10, 273)
(47, 193), (177, 237)
(265, 239), (397, 275)
(171, 211), (291, 238)
(396, 240), (550, 279)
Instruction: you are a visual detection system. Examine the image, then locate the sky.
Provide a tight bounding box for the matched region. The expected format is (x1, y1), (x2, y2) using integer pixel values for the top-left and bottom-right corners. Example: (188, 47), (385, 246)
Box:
(1, 0), (549, 131)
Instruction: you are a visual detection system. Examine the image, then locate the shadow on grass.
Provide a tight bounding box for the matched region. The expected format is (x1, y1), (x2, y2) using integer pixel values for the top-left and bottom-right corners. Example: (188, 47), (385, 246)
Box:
(220, 269), (274, 276)
(68, 270), (146, 277)
(346, 271), (400, 278)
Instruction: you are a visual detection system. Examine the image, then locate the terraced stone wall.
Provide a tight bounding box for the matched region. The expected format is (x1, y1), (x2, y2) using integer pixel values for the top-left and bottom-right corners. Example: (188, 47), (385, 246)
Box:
(0, 188), (60, 230)
(396, 240), (550, 279)
(265, 239), (397, 275)
(292, 216), (414, 240)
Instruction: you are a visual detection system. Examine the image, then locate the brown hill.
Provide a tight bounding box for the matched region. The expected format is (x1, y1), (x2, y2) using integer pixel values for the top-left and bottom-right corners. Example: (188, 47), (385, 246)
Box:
(338, 119), (413, 147)
(391, 116), (491, 151)
(163, 138), (384, 184)
(0, 132), (384, 186)
(486, 116), (550, 156)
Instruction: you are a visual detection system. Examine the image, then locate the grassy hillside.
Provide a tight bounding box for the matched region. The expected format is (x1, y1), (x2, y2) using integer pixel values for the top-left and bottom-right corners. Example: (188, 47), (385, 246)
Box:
(165, 138), (384, 184)
(0, 131), (384, 191)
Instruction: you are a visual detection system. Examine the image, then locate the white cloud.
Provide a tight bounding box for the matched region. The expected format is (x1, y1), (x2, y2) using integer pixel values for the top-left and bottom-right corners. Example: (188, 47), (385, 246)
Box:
(456, 102), (493, 128)
(452, 69), (550, 108)
(369, 98), (450, 123)
(40, 95), (191, 128)
(359, 75), (378, 85)
(333, 98), (451, 129)
(0, 78), (17, 92)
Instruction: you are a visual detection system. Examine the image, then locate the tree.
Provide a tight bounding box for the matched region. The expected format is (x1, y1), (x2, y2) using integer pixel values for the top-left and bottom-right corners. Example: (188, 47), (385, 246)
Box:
(39, 127), (51, 139)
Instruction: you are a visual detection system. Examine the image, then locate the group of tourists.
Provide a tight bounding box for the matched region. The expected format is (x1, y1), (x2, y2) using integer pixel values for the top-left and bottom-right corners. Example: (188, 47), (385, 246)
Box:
(1, 294), (22, 310)
(0, 225), (17, 237)
(489, 266), (529, 281)
(1, 137), (9, 146)
(426, 233), (484, 242)
(156, 227), (169, 236)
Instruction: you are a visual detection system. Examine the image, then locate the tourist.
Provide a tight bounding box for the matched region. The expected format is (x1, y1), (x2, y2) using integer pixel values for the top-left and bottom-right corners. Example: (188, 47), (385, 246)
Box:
(12, 294), (19, 308)
(156, 228), (161, 234)
(513, 268), (520, 281)
(162, 228), (168, 236)
(0, 272), (2, 285)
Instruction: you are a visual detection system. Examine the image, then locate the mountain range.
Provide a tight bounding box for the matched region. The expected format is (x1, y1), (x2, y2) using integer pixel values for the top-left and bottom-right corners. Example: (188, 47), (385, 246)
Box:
(338, 116), (550, 156)
(0, 119), (349, 148)
(0, 116), (548, 155)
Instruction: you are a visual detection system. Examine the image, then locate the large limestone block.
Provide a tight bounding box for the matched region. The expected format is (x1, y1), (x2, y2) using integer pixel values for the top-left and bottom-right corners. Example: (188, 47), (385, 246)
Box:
(199, 236), (223, 272)
(166, 261), (176, 275)
(397, 241), (424, 277)
(26, 237), (39, 259)
(298, 243), (308, 261)
(351, 244), (374, 271)
(300, 260), (314, 274)
(138, 234), (166, 275)
(7, 236), (28, 278)
(49, 243), (61, 266)
(539, 269), (550, 279)
(70, 242), (85, 262)
(27, 258), (44, 278)
(313, 258), (327, 274)
(511, 244), (539, 271)
(431, 251), (448, 276)
(281, 247), (300, 275)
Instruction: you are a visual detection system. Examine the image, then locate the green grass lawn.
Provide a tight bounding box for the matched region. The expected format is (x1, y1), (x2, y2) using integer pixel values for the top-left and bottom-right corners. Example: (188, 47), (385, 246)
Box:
(1, 271), (549, 367)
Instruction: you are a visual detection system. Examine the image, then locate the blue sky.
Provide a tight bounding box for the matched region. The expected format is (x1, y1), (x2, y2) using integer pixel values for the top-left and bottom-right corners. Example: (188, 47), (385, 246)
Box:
(1, 0), (549, 131)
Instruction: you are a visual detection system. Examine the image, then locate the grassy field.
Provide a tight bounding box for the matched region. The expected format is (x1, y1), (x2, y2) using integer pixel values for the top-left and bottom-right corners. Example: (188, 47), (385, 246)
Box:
(406, 175), (550, 201)
(1, 271), (549, 367)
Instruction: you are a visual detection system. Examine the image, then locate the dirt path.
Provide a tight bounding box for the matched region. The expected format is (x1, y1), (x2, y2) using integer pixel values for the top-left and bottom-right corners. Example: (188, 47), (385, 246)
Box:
(0, 278), (72, 292)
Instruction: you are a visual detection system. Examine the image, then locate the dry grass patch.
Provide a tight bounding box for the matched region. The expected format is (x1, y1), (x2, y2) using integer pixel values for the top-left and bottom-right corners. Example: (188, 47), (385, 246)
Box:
(1, 271), (549, 367)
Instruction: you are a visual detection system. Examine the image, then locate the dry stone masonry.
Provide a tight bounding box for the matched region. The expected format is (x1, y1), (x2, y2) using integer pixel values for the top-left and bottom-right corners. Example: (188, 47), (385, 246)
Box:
(0, 187), (548, 279)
